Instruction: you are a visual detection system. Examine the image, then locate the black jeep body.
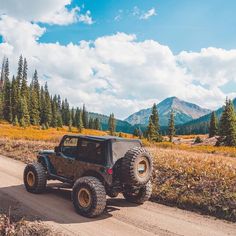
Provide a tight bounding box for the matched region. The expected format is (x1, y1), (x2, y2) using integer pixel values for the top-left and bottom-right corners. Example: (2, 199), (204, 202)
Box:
(38, 135), (142, 186)
(24, 135), (153, 217)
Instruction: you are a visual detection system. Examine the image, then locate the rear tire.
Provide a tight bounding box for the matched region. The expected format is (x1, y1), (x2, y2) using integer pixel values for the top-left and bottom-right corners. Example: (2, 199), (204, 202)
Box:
(123, 181), (152, 204)
(24, 162), (47, 193)
(72, 177), (106, 217)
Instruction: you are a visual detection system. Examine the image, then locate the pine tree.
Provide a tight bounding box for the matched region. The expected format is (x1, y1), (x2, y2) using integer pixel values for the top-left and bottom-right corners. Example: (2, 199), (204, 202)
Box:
(3, 58), (12, 122)
(148, 103), (161, 141)
(168, 110), (175, 142)
(12, 116), (19, 126)
(21, 58), (28, 100)
(57, 95), (61, 111)
(147, 117), (156, 141)
(219, 99), (236, 146)
(68, 115), (72, 132)
(64, 98), (70, 125)
(71, 107), (75, 126)
(11, 76), (19, 119)
(40, 86), (45, 124)
(16, 55), (23, 99)
(32, 70), (41, 111)
(19, 97), (30, 127)
(0, 57), (5, 83)
(57, 113), (63, 128)
(108, 113), (116, 135)
(150, 103), (160, 133)
(51, 95), (58, 127)
(77, 110), (84, 132)
(94, 118), (101, 130)
(0, 57), (5, 92)
(29, 77), (40, 125)
(89, 117), (94, 129)
(0, 58), (5, 118)
(43, 83), (52, 125)
(209, 111), (218, 138)
(82, 104), (89, 128)
(20, 117), (26, 128)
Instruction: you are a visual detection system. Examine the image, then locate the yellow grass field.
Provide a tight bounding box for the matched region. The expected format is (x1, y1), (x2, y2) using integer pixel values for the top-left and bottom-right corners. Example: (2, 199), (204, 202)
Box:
(1, 122), (236, 221)
(0, 122), (133, 142)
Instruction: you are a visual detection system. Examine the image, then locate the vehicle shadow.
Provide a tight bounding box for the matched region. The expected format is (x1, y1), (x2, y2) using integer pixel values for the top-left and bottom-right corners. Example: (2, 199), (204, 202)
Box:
(0, 183), (138, 225)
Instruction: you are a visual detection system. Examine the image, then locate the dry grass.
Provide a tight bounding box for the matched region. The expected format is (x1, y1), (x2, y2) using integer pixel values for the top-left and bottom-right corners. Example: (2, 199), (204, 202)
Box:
(0, 123), (109, 142)
(143, 140), (236, 157)
(0, 138), (56, 163)
(0, 214), (52, 236)
(1, 123), (236, 221)
(0, 123), (134, 142)
(150, 147), (236, 221)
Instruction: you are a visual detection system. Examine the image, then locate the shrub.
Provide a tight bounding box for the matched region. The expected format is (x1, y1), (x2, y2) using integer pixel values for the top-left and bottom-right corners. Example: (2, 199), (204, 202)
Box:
(194, 136), (203, 144)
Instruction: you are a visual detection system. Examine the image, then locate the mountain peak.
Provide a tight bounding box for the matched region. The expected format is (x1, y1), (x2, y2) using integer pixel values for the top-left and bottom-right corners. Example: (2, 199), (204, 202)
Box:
(125, 97), (211, 126)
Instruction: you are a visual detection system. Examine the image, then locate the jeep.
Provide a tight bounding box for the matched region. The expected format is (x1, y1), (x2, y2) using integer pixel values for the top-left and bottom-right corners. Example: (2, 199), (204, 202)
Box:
(23, 135), (153, 217)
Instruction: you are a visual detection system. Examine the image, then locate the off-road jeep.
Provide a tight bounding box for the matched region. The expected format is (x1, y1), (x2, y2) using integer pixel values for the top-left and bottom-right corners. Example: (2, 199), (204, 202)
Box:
(23, 135), (153, 217)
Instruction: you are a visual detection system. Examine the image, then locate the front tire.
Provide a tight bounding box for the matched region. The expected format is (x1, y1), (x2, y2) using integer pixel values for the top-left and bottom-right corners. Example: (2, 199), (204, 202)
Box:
(123, 181), (152, 204)
(72, 177), (106, 217)
(24, 162), (47, 193)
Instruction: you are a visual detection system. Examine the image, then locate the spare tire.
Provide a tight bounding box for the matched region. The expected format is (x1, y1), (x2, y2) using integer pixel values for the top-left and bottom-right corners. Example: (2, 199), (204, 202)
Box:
(120, 147), (153, 186)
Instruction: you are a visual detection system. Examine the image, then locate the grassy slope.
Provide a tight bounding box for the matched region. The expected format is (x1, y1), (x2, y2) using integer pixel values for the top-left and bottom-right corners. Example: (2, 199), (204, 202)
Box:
(0, 123), (236, 221)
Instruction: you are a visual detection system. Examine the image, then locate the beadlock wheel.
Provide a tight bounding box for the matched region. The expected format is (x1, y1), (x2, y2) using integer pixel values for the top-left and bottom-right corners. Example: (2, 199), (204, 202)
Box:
(26, 171), (36, 187)
(78, 188), (92, 208)
(72, 176), (106, 218)
(24, 162), (47, 194)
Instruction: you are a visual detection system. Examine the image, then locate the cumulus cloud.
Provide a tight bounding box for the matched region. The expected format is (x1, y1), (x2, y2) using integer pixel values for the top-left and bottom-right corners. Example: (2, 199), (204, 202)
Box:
(0, 16), (235, 119)
(140, 8), (157, 20)
(0, 0), (93, 25)
(178, 48), (236, 87)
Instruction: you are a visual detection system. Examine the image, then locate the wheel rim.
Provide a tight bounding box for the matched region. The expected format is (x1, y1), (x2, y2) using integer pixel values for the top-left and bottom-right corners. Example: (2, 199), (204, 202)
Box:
(27, 171), (35, 187)
(137, 158), (149, 178)
(78, 188), (91, 208)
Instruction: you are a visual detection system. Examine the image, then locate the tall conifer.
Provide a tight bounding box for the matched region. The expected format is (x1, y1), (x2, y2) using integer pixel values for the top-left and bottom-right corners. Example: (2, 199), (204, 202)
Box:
(219, 99), (236, 146)
(3, 58), (12, 122)
(209, 111), (218, 137)
(82, 104), (89, 128)
(108, 113), (116, 135)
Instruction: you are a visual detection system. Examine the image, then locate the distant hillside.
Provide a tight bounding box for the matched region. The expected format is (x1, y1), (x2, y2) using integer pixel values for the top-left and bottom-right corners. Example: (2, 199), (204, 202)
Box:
(89, 112), (134, 133)
(176, 98), (236, 135)
(125, 97), (211, 127)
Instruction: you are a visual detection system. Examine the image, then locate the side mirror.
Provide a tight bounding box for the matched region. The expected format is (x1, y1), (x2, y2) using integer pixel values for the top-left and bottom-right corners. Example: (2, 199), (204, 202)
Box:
(54, 146), (60, 153)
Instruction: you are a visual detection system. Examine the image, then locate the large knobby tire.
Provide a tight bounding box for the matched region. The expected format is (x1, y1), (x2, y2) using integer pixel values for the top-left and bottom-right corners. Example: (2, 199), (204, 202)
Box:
(121, 147), (153, 186)
(123, 181), (152, 204)
(24, 162), (47, 193)
(72, 177), (106, 218)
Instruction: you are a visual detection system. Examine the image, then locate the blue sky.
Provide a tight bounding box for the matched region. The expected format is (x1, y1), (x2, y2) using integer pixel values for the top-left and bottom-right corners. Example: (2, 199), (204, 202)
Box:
(39, 0), (236, 53)
(0, 0), (236, 118)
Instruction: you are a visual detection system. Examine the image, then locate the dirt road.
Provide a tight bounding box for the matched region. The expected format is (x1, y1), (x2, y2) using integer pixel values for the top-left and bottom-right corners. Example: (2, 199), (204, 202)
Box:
(0, 155), (236, 236)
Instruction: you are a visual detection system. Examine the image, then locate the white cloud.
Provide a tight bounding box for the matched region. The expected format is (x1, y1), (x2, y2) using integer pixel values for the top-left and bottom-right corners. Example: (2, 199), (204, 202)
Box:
(78, 10), (94, 25)
(0, 0), (93, 25)
(178, 48), (236, 87)
(0, 16), (235, 119)
(140, 8), (157, 20)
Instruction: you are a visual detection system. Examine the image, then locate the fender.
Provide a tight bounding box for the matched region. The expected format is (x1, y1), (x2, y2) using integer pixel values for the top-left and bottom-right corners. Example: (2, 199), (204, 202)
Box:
(37, 155), (55, 175)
